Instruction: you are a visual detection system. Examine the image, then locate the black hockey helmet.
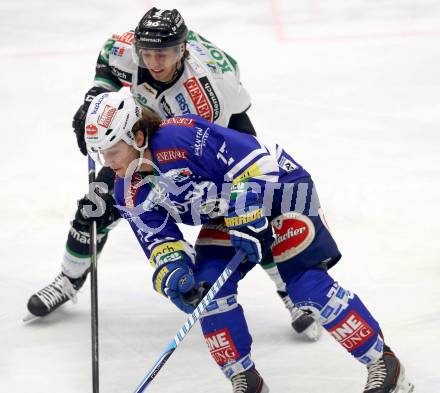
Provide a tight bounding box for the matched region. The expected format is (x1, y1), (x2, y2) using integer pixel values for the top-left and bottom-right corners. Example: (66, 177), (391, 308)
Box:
(134, 7), (188, 49)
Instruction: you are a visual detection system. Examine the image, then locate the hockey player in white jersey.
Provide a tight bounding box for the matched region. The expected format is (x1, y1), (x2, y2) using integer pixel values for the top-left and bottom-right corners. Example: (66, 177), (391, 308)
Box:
(25, 7), (320, 339)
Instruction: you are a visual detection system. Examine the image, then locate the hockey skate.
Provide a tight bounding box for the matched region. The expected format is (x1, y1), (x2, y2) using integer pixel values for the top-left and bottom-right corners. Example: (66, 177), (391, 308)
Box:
(24, 272), (87, 321)
(364, 345), (414, 393)
(231, 368), (269, 393)
(277, 291), (322, 341)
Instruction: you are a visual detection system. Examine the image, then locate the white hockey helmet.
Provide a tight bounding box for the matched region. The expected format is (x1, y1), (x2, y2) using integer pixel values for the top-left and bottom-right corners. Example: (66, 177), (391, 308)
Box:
(85, 91), (144, 154)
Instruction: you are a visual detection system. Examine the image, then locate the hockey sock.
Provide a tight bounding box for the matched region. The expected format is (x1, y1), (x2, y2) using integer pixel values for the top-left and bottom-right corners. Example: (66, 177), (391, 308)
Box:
(201, 296), (254, 378)
(287, 267), (384, 365)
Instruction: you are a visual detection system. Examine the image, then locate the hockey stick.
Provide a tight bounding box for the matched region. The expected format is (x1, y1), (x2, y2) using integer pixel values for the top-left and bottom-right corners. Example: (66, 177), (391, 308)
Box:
(133, 250), (246, 393)
(88, 154), (100, 393)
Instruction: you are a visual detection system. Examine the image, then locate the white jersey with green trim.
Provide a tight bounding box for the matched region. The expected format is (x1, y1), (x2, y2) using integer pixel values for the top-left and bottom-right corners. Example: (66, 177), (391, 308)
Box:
(93, 30), (251, 126)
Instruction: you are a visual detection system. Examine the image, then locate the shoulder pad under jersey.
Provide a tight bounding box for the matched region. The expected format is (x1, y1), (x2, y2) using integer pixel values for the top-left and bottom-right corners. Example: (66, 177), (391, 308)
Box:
(98, 31), (137, 88)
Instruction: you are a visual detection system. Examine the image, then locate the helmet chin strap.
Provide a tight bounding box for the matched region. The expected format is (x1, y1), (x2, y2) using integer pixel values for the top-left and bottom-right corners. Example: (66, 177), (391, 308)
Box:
(132, 140), (148, 172)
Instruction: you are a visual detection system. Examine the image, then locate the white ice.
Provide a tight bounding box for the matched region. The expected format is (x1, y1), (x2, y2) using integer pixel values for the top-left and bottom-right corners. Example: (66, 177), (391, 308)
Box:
(0, 0), (439, 392)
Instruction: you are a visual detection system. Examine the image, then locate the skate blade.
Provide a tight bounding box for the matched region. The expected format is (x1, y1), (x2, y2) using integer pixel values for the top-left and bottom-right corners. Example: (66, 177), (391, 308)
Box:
(22, 312), (40, 323)
(301, 321), (323, 342)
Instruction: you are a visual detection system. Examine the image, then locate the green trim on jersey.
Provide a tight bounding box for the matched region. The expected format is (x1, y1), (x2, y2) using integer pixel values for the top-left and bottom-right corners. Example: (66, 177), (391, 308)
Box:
(94, 76), (120, 91)
(260, 261), (276, 269)
(99, 38), (116, 65)
(187, 30), (238, 73)
(65, 245), (89, 258)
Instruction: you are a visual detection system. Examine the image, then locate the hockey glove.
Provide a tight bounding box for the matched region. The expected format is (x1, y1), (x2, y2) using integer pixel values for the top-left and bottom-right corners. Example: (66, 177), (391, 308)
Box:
(225, 189), (275, 264)
(75, 191), (120, 231)
(72, 86), (112, 155)
(152, 261), (199, 313)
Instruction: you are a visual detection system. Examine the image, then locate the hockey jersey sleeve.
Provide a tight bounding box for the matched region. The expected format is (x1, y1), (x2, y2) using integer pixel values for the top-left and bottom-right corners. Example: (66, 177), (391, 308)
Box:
(153, 116), (280, 198)
(93, 32), (137, 91)
(113, 176), (196, 270)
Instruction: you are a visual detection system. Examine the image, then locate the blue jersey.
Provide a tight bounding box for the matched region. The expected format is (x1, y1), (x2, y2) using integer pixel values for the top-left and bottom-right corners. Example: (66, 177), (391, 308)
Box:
(114, 114), (310, 268)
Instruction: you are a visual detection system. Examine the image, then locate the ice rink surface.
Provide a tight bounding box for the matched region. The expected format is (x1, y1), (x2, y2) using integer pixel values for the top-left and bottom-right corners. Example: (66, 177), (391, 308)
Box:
(1, 0), (439, 392)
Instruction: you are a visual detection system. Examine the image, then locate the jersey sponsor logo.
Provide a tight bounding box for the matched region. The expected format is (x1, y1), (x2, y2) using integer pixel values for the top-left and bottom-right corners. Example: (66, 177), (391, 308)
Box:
(328, 311), (375, 351)
(199, 77), (220, 121)
(224, 208), (263, 227)
(160, 117), (195, 128)
(111, 66), (132, 82)
(163, 167), (193, 183)
(97, 105), (117, 128)
(85, 124), (98, 140)
(271, 212), (315, 263)
(175, 93), (191, 114)
(196, 222), (231, 247)
(116, 31), (135, 45)
(160, 96), (174, 118)
(198, 40), (233, 73)
(204, 328), (240, 366)
(155, 148), (188, 163)
(150, 241), (185, 267)
(111, 46), (126, 57)
(124, 172), (144, 209)
(69, 227), (106, 244)
(183, 77), (212, 121)
(194, 126), (210, 157)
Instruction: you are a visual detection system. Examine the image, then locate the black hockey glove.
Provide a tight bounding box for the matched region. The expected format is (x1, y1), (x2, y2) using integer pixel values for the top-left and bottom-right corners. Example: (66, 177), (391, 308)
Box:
(75, 191), (120, 231)
(180, 282), (211, 311)
(72, 86), (112, 156)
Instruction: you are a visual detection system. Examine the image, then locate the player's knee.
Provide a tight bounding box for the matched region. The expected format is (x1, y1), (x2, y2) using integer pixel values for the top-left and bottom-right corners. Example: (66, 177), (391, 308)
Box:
(195, 258), (240, 299)
(286, 267), (335, 316)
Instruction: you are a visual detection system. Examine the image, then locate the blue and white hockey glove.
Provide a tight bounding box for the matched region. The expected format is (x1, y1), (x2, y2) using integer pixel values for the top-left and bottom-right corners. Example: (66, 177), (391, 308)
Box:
(152, 261), (197, 313)
(225, 189), (275, 264)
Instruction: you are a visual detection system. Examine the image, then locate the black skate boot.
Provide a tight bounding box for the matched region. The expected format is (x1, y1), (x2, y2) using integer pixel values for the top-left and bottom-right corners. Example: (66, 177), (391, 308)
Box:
(277, 290), (322, 341)
(26, 272), (87, 317)
(364, 345), (414, 393)
(231, 368), (269, 393)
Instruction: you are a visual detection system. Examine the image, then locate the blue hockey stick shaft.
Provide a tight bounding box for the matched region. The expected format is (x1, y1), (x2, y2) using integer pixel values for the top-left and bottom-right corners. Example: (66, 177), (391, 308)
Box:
(133, 250), (246, 393)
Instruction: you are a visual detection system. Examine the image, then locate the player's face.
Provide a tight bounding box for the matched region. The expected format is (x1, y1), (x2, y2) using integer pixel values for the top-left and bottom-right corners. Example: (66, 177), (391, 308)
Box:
(101, 140), (139, 177)
(139, 46), (182, 82)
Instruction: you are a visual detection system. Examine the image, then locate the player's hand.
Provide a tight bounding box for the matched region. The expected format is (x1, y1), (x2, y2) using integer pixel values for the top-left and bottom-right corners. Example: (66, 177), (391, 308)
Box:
(228, 216), (274, 264)
(75, 192), (120, 231)
(152, 261), (198, 313)
(72, 86), (111, 156)
(225, 190), (275, 264)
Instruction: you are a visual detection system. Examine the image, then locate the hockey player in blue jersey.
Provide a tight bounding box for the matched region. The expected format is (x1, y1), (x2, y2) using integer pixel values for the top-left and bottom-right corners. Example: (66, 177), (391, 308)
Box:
(79, 91), (414, 393)
(26, 7), (319, 338)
